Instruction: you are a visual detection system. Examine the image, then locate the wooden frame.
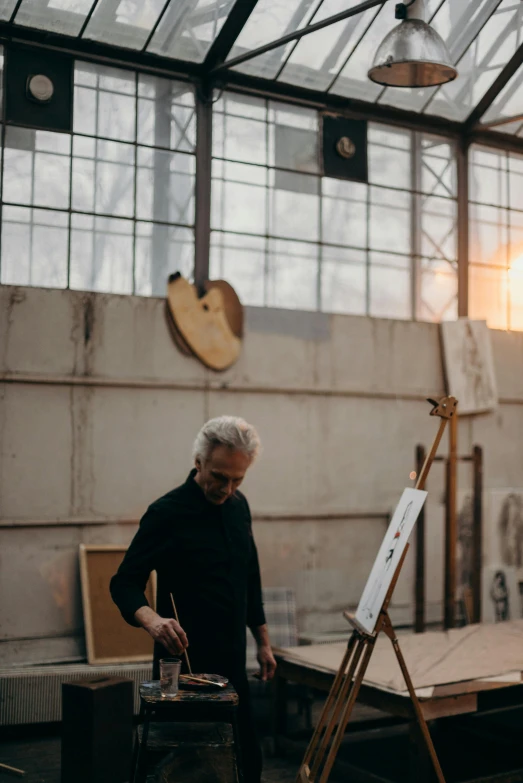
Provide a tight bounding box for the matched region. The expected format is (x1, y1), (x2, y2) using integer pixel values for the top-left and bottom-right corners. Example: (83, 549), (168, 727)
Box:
(79, 544), (157, 665)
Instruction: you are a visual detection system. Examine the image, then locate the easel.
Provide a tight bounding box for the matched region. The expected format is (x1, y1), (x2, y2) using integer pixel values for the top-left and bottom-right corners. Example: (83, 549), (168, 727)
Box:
(296, 395), (458, 783)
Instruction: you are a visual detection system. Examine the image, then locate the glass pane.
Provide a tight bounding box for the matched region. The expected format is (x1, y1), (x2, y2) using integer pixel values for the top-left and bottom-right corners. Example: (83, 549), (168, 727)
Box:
(482, 63), (523, 128)
(138, 76), (195, 152)
(369, 265), (411, 319)
(279, 2), (381, 92)
(210, 231), (266, 307)
(148, 0), (236, 62)
(136, 223), (194, 297)
(509, 154), (523, 211)
(330, 4), (392, 102)
(469, 264), (508, 330)
(3, 128), (71, 209)
(136, 147), (195, 225)
(84, 0), (166, 49)
(469, 145), (507, 207)
(321, 246), (366, 315)
(269, 123), (318, 174)
(369, 129), (411, 190)
(214, 92), (266, 121)
(268, 169), (319, 240)
(72, 138), (135, 217)
(418, 258), (458, 322)
(214, 114), (267, 165)
(211, 168), (267, 235)
(267, 238), (318, 310)
(369, 187), (410, 254)
(322, 178), (367, 249)
(0, 0), (20, 21)
(228, 0), (321, 79)
(15, 0), (93, 35)
(70, 214), (133, 294)
(469, 204), (509, 266)
(74, 64), (136, 142)
(508, 249), (523, 331)
(422, 136), (457, 198)
(0, 206), (68, 288)
(425, 0), (521, 121)
(421, 195), (457, 262)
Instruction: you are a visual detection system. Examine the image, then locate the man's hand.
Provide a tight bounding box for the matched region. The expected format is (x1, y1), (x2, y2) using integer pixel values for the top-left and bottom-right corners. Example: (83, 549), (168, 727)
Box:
(135, 607), (188, 656)
(256, 644), (277, 681)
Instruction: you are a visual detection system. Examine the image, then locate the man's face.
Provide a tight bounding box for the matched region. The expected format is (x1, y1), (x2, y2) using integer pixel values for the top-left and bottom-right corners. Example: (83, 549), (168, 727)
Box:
(195, 445), (252, 505)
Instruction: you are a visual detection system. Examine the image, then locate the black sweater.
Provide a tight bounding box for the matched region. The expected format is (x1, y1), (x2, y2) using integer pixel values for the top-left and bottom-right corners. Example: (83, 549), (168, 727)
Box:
(110, 470), (266, 669)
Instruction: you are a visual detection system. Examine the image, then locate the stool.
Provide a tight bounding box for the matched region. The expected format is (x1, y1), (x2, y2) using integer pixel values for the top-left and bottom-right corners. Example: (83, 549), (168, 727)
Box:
(131, 681), (244, 783)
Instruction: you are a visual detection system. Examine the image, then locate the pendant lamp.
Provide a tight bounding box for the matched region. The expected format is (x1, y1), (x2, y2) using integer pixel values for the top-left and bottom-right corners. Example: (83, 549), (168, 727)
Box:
(368, 0), (457, 88)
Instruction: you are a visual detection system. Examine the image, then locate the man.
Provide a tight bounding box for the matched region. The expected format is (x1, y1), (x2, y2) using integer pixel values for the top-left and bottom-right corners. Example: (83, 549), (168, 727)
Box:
(110, 415), (276, 783)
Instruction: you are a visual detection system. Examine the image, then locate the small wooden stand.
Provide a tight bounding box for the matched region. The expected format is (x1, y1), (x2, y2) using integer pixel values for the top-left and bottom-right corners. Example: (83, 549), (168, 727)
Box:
(296, 395), (458, 783)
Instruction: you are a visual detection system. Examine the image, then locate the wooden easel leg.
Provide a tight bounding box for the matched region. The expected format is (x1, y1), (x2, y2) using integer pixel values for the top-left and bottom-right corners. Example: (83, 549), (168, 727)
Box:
(309, 636), (368, 781)
(382, 614), (446, 783)
(316, 633), (378, 783)
(296, 633), (364, 783)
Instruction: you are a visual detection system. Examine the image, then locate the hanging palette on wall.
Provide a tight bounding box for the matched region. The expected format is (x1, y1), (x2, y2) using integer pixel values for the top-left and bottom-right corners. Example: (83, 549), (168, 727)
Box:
(165, 272), (244, 371)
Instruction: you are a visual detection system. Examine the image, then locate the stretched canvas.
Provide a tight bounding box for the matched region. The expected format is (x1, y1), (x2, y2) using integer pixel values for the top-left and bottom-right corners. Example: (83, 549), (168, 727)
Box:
(483, 489), (523, 583)
(482, 565), (520, 623)
(356, 488), (428, 634)
(440, 319), (497, 415)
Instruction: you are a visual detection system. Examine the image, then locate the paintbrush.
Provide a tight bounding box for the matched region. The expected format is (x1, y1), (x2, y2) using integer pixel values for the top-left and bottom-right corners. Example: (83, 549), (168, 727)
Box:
(170, 592), (193, 675)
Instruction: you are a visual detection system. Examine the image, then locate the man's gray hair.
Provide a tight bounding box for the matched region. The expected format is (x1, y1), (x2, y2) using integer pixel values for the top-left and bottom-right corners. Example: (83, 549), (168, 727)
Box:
(192, 415), (261, 463)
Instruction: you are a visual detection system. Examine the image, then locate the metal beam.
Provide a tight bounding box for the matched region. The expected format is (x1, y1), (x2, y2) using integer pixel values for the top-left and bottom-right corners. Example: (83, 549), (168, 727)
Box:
(203, 0), (260, 73)
(194, 88), (212, 292)
(467, 127), (523, 155)
(457, 139), (469, 318)
(211, 0), (387, 75)
(465, 39), (523, 131)
(218, 68), (463, 138)
(0, 22), (203, 80)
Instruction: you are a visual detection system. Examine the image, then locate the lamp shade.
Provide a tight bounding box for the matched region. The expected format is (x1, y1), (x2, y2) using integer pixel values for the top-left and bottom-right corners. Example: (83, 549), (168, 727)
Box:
(368, 18), (457, 88)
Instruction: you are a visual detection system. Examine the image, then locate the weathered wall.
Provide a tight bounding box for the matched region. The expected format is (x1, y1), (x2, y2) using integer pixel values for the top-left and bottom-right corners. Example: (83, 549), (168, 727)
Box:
(1, 285), (521, 665)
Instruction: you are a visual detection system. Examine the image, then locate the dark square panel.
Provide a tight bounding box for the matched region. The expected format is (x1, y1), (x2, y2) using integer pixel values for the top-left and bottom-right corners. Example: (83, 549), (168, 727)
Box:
(5, 46), (73, 132)
(322, 115), (368, 183)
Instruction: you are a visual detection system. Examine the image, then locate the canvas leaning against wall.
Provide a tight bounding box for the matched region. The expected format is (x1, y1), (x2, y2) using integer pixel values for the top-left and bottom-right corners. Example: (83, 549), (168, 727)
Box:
(440, 319), (498, 415)
(481, 490), (523, 622)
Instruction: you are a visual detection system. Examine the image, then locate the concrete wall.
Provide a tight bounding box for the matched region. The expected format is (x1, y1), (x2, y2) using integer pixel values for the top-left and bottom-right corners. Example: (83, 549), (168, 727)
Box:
(1, 284), (522, 665)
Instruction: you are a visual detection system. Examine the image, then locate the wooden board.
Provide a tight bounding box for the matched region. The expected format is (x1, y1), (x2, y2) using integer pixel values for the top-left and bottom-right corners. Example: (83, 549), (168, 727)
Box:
(79, 544), (156, 665)
(277, 620), (523, 695)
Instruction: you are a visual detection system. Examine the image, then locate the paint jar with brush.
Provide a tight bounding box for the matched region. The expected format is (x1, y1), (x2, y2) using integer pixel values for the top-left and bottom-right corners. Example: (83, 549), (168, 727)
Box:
(159, 657), (181, 698)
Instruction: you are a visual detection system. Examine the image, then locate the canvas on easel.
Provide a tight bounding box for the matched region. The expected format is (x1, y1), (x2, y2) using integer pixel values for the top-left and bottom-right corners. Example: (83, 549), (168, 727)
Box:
(356, 488), (427, 634)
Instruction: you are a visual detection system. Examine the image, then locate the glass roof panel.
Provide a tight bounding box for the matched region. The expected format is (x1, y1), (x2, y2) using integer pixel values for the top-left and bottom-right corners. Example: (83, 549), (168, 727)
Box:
(14, 0), (94, 35)
(328, 3), (392, 102)
(277, 0), (381, 93)
(83, 0), (167, 49)
(481, 40), (523, 129)
(147, 0), (236, 62)
(0, 0), (22, 21)
(227, 0), (321, 81)
(376, 0), (504, 114)
(425, 0), (523, 121)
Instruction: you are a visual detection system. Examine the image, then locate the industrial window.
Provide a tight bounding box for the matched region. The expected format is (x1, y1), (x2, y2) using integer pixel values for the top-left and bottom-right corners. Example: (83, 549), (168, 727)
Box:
(0, 57), (196, 297)
(210, 91), (458, 321)
(469, 145), (523, 331)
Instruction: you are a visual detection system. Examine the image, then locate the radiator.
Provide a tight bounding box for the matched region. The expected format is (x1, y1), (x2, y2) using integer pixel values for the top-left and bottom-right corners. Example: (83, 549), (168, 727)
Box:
(0, 662), (153, 725)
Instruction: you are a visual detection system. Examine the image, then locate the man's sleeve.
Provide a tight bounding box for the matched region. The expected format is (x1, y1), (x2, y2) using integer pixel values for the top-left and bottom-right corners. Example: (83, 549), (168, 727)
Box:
(244, 497), (266, 629)
(110, 503), (167, 627)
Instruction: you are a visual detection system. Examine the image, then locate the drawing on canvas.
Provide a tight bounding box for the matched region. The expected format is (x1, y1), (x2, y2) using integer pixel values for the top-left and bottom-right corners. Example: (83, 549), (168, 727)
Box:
(440, 319), (497, 415)
(482, 565), (519, 623)
(355, 488), (427, 635)
(498, 493), (523, 569)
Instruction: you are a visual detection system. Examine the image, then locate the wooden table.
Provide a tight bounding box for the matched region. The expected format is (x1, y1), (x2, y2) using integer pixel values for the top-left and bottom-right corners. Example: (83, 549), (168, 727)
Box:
(273, 633), (523, 783)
